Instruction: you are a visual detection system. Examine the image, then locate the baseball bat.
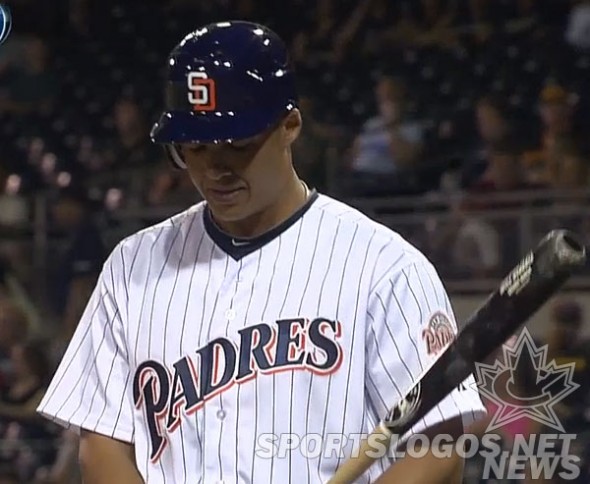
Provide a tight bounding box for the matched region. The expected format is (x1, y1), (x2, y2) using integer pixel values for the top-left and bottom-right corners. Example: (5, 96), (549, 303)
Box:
(328, 229), (587, 484)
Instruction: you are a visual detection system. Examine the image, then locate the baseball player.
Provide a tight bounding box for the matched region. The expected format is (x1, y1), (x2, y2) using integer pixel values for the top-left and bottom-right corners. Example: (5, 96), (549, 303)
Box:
(37, 21), (486, 483)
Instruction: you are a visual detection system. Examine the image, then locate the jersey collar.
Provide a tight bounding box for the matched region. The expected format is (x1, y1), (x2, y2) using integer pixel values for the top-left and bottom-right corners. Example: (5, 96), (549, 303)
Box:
(203, 189), (319, 260)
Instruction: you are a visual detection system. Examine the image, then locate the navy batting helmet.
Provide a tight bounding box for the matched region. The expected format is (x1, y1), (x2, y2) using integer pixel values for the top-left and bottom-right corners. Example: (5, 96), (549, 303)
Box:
(150, 20), (298, 169)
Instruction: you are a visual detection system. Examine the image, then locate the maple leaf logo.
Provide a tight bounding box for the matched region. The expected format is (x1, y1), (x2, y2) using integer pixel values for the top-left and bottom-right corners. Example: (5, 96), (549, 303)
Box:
(473, 328), (580, 432)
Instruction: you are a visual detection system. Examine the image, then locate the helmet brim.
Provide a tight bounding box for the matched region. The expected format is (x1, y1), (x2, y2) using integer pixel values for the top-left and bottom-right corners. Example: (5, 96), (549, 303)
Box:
(150, 103), (295, 145)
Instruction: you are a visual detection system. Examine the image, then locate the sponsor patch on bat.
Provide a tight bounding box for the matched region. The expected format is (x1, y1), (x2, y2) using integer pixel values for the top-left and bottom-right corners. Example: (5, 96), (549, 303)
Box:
(499, 252), (534, 296)
(422, 311), (455, 356)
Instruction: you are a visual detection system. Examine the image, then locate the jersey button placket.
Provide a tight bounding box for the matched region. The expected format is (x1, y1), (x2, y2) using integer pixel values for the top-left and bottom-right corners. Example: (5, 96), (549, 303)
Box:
(224, 308), (236, 321)
(205, 264), (241, 482)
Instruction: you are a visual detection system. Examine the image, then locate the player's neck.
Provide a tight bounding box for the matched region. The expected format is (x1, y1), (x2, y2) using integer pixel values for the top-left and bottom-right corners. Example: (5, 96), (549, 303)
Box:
(212, 176), (310, 239)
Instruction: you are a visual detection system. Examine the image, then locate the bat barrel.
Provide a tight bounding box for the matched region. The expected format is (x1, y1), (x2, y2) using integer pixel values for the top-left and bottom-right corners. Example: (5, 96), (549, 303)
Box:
(459, 229), (586, 364)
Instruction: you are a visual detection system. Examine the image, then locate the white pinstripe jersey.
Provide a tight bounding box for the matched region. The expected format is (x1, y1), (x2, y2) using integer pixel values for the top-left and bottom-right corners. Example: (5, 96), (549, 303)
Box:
(38, 190), (486, 483)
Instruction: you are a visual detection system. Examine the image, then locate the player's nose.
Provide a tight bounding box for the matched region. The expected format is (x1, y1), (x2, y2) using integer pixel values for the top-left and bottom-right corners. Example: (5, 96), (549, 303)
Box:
(203, 153), (234, 180)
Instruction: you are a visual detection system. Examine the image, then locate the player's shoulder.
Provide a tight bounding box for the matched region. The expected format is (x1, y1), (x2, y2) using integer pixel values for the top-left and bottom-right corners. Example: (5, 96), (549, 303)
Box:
(111, 201), (206, 261)
(311, 193), (432, 270)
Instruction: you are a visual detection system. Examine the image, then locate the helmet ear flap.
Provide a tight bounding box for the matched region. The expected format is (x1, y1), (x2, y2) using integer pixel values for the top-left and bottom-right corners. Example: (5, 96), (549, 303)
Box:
(164, 144), (187, 170)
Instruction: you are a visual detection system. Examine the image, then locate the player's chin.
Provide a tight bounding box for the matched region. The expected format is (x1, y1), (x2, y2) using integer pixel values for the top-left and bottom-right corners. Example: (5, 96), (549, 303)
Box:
(206, 193), (251, 220)
(210, 204), (249, 219)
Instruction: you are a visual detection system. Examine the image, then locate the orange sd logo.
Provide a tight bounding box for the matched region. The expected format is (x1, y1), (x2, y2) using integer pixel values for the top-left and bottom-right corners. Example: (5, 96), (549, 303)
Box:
(187, 72), (216, 111)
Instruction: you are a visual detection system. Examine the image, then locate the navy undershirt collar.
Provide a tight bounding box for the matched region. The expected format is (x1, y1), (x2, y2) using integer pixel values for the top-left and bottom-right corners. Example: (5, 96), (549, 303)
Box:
(203, 189), (319, 260)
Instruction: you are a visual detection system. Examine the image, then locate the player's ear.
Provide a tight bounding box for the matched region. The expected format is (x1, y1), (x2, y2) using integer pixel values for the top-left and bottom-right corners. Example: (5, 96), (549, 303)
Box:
(282, 108), (302, 146)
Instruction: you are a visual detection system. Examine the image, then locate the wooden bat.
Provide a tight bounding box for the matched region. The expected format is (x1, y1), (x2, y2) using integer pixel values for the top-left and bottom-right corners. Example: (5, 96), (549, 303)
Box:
(328, 229), (587, 483)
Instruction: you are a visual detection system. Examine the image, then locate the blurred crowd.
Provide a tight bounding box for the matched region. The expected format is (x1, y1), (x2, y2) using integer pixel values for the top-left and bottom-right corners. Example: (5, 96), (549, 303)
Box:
(0, 0), (588, 482)
(0, 0), (588, 277)
(1, 0), (590, 204)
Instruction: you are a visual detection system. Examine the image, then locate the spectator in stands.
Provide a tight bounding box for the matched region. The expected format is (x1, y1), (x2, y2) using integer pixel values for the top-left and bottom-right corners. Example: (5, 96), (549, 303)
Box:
(0, 340), (51, 424)
(566, 0), (590, 51)
(545, 298), (590, 433)
(106, 98), (155, 166)
(346, 76), (426, 195)
(521, 83), (584, 185)
(548, 137), (590, 190)
(460, 94), (515, 187)
(289, 0), (376, 67)
(467, 137), (531, 194)
(49, 186), (105, 353)
(95, 97), (164, 207)
(288, 0), (342, 67)
(291, 94), (349, 192)
(0, 299), (29, 390)
(455, 0), (543, 44)
(0, 340), (58, 483)
(0, 171), (30, 230)
(328, 0), (379, 63)
(353, 0), (399, 59)
(395, 0), (459, 48)
(0, 251), (41, 341)
(475, 95), (513, 148)
(0, 36), (58, 116)
(446, 138), (535, 278)
(451, 0), (495, 45)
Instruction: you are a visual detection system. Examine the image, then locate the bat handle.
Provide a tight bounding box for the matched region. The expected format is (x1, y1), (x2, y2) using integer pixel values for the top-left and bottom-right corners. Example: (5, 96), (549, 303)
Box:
(328, 424), (396, 484)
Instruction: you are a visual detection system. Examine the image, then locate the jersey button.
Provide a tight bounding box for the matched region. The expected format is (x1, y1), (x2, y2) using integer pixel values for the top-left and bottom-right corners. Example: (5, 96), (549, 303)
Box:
(225, 309), (235, 321)
(216, 409), (226, 420)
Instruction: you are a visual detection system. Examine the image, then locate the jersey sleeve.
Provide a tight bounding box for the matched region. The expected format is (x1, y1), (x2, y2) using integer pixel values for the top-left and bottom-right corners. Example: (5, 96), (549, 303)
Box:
(37, 245), (134, 443)
(365, 258), (486, 440)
